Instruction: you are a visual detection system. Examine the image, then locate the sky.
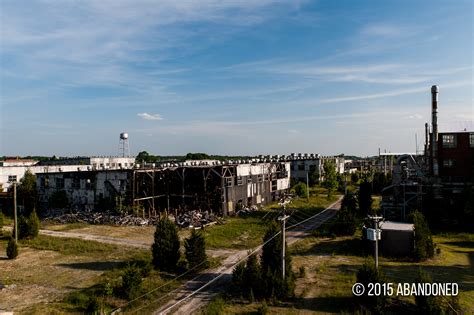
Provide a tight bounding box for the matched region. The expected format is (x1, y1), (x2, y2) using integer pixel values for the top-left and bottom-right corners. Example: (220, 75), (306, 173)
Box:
(1, 0), (473, 157)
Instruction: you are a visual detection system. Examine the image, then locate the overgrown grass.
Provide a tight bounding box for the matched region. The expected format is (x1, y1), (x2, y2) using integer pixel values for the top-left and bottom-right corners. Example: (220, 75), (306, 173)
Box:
(213, 231), (474, 314)
(20, 235), (123, 255)
(204, 187), (341, 249)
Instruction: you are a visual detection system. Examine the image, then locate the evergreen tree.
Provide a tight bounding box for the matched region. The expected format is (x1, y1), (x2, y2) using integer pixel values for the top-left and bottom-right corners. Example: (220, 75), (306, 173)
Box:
(27, 210), (40, 238)
(243, 253), (263, 299)
(330, 192), (357, 236)
(7, 237), (18, 259)
(261, 221), (295, 299)
(17, 170), (37, 214)
(184, 229), (208, 271)
(152, 218), (180, 271)
(232, 262), (246, 291)
(17, 215), (29, 240)
(409, 211), (434, 261)
(292, 182), (307, 198)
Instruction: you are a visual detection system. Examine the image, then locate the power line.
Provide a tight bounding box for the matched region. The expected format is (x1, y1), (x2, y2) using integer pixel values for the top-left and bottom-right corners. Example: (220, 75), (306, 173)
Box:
(158, 197), (342, 314)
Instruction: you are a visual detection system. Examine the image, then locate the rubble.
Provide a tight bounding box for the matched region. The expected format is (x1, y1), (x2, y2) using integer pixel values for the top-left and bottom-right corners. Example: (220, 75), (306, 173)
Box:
(42, 209), (159, 226)
(41, 209), (220, 228)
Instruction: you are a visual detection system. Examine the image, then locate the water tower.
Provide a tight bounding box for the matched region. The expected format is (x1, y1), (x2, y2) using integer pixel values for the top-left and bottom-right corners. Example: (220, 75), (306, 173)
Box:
(118, 132), (130, 157)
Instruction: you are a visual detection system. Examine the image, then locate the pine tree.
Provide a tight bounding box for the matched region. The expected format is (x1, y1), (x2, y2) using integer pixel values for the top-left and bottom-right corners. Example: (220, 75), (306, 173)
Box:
(261, 221), (295, 299)
(27, 210), (40, 238)
(152, 218), (180, 271)
(184, 229), (208, 271)
(410, 211), (434, 261)
(7, 237), (18, 259)
(243, 253), (262, 299)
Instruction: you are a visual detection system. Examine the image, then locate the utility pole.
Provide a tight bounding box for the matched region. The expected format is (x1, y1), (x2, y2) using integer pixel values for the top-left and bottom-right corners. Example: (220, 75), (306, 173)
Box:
(278, 211), (290, 279)
(13, 182), (18, 242)
(368, 215), (383, 270)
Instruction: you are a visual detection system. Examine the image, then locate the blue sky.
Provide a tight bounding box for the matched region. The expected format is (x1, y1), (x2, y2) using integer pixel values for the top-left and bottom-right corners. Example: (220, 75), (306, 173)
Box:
(1, 0), (472, 157)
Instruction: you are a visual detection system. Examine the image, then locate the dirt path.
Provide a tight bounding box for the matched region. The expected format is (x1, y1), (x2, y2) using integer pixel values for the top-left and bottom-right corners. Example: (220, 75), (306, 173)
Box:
(154, 198), (343, 315)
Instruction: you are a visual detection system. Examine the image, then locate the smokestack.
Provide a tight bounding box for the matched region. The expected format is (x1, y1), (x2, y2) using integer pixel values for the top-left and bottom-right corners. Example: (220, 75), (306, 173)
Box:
(431, 85), (439, 176)
(424, 123), (429, 156)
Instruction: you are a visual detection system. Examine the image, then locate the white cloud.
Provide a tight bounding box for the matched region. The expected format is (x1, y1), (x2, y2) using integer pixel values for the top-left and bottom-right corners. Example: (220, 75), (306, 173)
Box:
(407, 114), (423, 119)
(137, 113), (163, 121)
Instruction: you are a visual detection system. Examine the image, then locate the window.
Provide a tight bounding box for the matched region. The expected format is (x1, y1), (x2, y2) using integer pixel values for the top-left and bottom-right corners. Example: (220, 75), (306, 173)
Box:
(247, 177), (252, 184)
(40, 177), (49, 188)
(225, 177), (233, 187)
(290, 164), (295, 171)
(297, 164), (305, 171)
(443, 159), (456, 168)
(257, 174), (264, 182)
(56, 178), (65, 189)
(442, 134), (456, 148)
(235, 176), (243, 186)
(8, 175), (17, 182)
(72, 178), (81, 189)
(470, 133), (474, 148)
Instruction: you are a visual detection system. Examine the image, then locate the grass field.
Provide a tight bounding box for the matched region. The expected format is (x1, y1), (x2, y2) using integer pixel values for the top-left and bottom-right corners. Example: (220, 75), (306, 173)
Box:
(207, 231), (474, 314)
(204, 187), (340, 249)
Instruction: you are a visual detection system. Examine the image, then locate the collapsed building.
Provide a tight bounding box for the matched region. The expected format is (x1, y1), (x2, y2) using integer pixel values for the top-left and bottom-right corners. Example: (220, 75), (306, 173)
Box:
(36, 160), (291, 216)
(381, 85), (474, 222)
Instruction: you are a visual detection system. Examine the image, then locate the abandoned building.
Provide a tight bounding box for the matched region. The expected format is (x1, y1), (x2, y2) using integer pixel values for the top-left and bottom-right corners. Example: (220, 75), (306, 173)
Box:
(36, 160), (291, 216)
(381, 85), (474, 221)
(287, 153), (345, 183)
(0, 156), (136, 193)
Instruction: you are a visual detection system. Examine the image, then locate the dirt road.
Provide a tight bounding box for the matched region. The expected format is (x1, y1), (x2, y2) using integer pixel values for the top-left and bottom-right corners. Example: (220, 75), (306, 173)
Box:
(154, 198), (343, 315)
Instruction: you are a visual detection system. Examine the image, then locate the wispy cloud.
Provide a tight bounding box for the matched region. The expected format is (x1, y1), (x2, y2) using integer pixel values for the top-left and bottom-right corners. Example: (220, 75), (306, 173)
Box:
(137, 113), (164, 121)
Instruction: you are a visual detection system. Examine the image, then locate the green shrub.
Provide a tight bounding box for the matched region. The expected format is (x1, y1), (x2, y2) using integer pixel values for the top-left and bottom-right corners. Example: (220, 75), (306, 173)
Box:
(86, 295), (101, 314)
(292, 182), (308, 198)
(7, 237), (19, 259)
(205, 297), (226, 315)
(16, 211), (40, 240)
(415, 269), (461, 314)
(355, 260), (388, 314)
(257, 301), (268, 315)
(122, 264), (142, 299)
(152, 218), (180, 271)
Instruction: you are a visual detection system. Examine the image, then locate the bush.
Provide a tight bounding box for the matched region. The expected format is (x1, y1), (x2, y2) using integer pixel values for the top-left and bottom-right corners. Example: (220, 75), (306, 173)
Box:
(16, 210), (40, 240)
(409, 211), (434, 261)
(122, 264), (142, 299)
(86, 295), (101, 314)
(152, 217), (180, 271)
(415, 269), (461, 314)
(184, 229), (208, 271)
(292, 182), (308, 198)
(7, 237), (19, 259)
(355, 260), (388, 314)
(358, 181), (373, 216)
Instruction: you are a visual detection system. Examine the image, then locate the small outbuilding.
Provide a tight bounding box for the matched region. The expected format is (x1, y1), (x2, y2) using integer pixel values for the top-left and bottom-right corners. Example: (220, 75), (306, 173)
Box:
(379, 221), (414, 257)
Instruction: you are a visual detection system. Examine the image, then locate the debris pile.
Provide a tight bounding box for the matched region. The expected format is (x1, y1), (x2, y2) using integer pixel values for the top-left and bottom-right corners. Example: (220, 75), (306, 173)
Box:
(176, 210), (219, 228)
(42, 209), (158, 226)
(236, 205), (259, 216)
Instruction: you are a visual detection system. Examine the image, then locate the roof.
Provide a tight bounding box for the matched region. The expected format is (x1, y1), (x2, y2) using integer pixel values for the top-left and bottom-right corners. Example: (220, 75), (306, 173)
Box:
(437, 121), (473, 133)
(380, 221), (414, 231)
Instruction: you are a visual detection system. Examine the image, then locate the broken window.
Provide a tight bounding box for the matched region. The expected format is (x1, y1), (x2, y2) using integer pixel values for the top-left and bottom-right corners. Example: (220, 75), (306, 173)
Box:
(235, 176), (243, 186)
(442, 134), (456, 148)
(257, 174), (264, 182)
(72, 177), (81, 189)
(8, 175), (17, 182)
(298, 164), (305, 171)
